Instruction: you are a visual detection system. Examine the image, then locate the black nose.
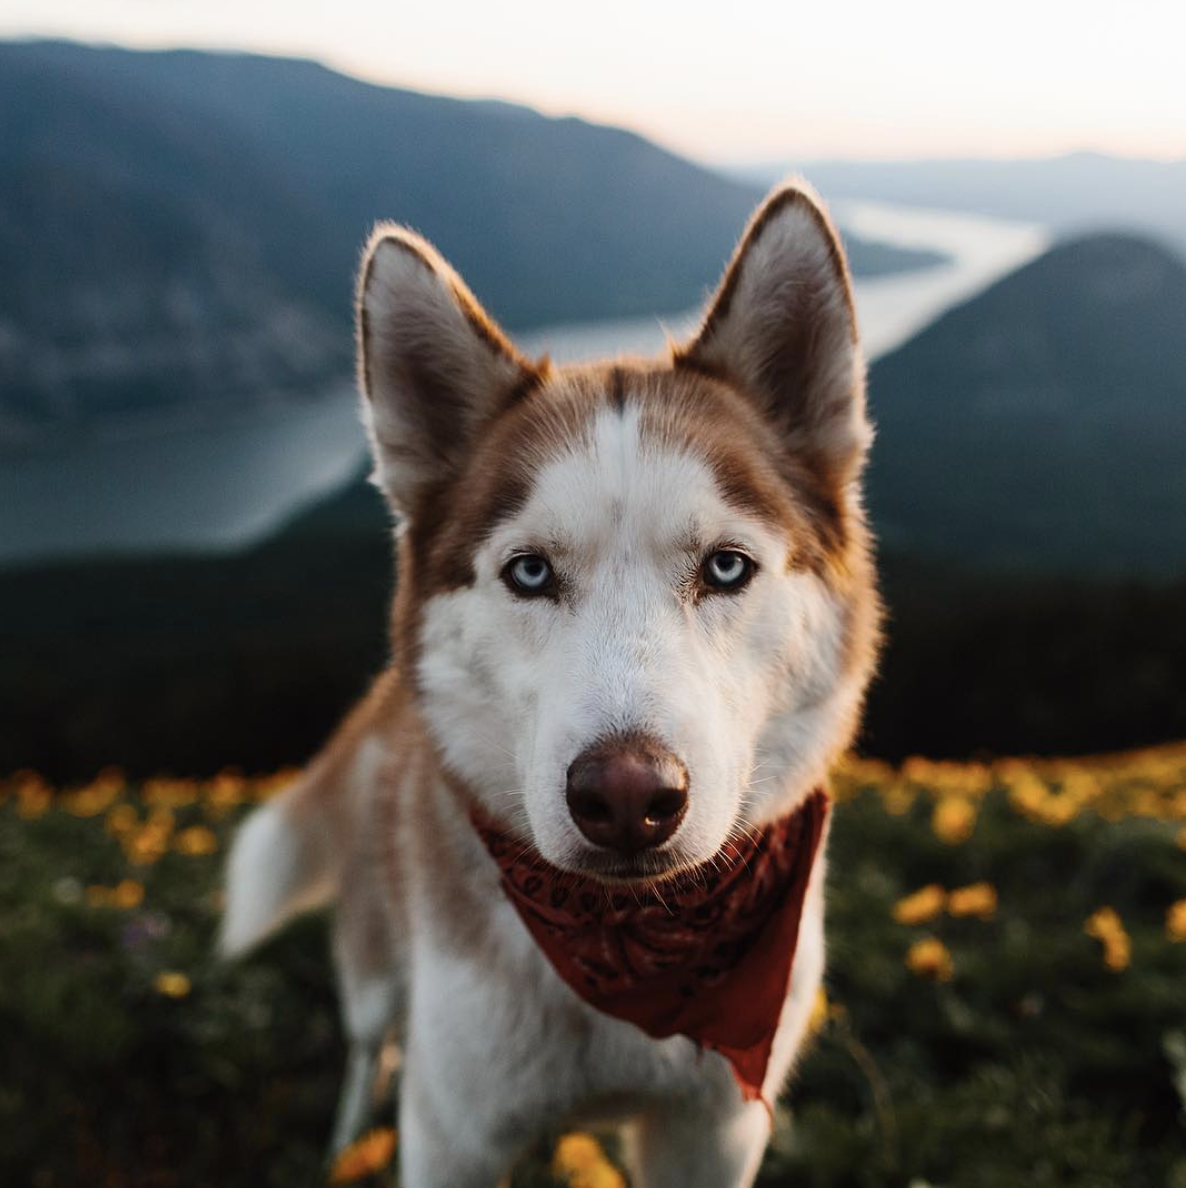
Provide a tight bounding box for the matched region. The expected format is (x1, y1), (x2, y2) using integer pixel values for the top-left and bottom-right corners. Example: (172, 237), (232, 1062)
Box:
(565, 739), (688, 856)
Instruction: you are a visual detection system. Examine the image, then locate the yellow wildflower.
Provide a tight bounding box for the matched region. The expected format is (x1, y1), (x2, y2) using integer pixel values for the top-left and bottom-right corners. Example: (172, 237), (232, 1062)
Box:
(329, 1127), (398, 1184)
(111, 879), (145, 909)
(947, 882), (998, 921)
(806, 986), (829, 1034)
(905, 937), (954, 982)
(1006, 771), (1049, 821)
(124, 826), (170, 866)
(893, 884), (947, 926)
(153, 971), (191, 998)
(881, 778), (918, 816)
(552, 1133), (627, 1188)
(143, 777), (199, 810)
(1166, 900), (1186, 943)
(1085, 907), (1131, 972)
(14, 771), (52, 819)
(554, 1133), (603, 1172)
(1133, 790), (1164, 820)
(1058, 768), (1100, 808)
(123, 807), (175, 865)
(63, 767), (126, 817)
(932, 797), (976, 844)
(204, 768), (247, 818)
(1004, 767), (1086, 826)
(905, 757), (990, 799)
(105, 803), (140, 836)
(174, 825), (219, 856)
(1037, 794), (1080, 827)
(830, 753), (894, 803)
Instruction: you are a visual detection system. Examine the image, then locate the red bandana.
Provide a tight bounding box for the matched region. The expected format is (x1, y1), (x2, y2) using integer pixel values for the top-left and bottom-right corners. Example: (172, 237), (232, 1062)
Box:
(471, 788), (829, 1102)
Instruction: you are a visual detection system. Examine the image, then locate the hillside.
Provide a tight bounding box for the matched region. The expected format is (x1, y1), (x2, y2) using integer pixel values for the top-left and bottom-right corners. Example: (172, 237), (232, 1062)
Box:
(279, 234), (1186, 575)
(867, 233), (1186, 574)
(0, 45), (348, 446)
(0, 40), (941, 448)
(6, 749), (1186, 1185)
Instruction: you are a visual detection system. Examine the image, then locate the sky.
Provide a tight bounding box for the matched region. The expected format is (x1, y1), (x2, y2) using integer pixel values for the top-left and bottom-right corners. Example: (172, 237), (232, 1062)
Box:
(2, 0), (1183, 165)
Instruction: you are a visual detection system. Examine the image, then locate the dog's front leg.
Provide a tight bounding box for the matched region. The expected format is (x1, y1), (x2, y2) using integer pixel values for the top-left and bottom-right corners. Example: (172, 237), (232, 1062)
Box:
(626, 1096), (771, 1188)
(396, 1071), (520, 1188)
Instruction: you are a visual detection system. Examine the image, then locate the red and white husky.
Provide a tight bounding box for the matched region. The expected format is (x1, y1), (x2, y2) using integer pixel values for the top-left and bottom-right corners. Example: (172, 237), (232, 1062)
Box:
(222, 182), (881, 1186)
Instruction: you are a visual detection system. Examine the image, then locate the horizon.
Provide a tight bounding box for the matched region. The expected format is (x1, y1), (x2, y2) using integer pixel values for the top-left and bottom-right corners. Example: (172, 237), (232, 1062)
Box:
(11, 32), (1186, 172)
(2, 1), (1183, 166)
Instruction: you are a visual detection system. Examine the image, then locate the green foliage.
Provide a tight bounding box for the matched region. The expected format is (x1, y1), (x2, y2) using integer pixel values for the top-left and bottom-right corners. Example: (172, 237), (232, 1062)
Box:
(2, 761), (1184, 1186)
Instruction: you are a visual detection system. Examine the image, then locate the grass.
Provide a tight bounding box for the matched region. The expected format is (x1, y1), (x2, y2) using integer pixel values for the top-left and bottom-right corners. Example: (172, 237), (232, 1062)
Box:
(2, 747), (1186, 1187)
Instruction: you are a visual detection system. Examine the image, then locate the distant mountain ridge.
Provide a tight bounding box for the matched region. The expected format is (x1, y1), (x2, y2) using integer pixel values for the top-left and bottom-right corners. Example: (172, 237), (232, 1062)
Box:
(279, 233), (1186, 577)
(0, 39), (941, 449)
(868, 232), (1186, 574)
(740, 153), (1186, 256)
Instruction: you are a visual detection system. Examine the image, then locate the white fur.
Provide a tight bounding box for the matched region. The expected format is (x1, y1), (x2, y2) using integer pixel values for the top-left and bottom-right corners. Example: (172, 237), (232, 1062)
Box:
(417, 402), (854, 874)
(224, 182), (874, 1187)
(219, 793), (336, 957)
(391, 797), (824, 1187)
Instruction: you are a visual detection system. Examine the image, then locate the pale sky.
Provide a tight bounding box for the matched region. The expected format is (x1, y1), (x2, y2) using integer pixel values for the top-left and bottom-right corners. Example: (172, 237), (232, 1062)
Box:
(2, 0), (1183, 164)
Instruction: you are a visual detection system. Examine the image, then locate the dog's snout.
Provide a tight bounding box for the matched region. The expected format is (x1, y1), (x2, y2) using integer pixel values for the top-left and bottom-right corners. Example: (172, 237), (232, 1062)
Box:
(565, 741), (688, 856)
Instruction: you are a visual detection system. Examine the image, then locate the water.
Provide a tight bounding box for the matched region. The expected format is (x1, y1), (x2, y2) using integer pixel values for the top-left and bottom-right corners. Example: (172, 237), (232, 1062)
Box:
(518, 202), (1048, 362)
(0, 204), (1048, 567)
(836, 201), (1048, 356)
(0, 390), (367, 565)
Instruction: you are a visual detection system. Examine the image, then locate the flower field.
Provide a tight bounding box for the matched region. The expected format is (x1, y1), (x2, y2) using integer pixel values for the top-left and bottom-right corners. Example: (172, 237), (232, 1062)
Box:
(2, 745), (1185, 1187)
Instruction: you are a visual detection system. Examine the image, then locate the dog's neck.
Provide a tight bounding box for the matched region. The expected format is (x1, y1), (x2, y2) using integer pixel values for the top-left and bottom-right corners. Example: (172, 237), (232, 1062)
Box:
(469, 788), (830, 1102)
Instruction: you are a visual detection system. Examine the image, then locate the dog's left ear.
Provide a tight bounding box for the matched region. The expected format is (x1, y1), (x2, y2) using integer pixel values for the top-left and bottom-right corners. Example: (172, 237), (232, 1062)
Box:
(357, 225), (540, 512)
(677, 182), (870, 485)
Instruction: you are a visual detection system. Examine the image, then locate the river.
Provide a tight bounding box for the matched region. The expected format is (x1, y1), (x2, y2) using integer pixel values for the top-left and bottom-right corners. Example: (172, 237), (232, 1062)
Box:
(0, 203), (1047, 567)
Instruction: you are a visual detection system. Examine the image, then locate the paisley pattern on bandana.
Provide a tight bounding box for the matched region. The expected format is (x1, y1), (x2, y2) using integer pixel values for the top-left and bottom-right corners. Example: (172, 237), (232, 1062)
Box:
(471, 788), (829, 1101)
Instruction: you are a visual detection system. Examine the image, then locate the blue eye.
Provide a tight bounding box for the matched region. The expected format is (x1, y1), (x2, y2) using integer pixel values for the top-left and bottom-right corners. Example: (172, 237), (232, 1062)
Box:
(702, 550), (754, 591)
(505, 554), (554, 596)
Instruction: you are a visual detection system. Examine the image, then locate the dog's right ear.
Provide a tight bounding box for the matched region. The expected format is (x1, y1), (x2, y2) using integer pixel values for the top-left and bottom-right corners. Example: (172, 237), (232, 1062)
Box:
(357, 226), (540, 512)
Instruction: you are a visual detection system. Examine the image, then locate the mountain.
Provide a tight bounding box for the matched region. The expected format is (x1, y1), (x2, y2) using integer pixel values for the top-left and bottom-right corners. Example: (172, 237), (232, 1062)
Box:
(276, 235), (1186, 575)
(0, 44), (349, 447)
(3, 236), (1185, 775)
(739, 153), (1186, 255)
(867, 233), (1186, 574)
(0, 40), (941, 449)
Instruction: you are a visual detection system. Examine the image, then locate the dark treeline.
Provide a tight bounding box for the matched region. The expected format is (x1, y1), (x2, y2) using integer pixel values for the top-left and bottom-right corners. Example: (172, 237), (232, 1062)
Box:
(2, 541), (1184, 783)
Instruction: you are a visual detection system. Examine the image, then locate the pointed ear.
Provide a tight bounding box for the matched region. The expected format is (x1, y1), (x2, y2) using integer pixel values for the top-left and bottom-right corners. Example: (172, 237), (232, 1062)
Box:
(357, 225), (541, 511)
(677, 182), (870, 485)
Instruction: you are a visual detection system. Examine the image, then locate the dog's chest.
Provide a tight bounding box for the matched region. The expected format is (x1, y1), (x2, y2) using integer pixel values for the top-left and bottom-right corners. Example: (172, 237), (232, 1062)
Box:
(395, 773), (826, 1127)
(407, 888), (739, 1123)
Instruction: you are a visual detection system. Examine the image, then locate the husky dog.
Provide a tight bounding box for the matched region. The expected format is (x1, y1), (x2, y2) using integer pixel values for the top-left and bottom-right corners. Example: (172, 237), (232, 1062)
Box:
(221, 182), (881, 1187)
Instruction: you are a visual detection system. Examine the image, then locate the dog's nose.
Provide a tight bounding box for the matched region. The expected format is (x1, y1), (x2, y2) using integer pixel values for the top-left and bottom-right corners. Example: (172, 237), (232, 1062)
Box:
(565, 741), (688, 856)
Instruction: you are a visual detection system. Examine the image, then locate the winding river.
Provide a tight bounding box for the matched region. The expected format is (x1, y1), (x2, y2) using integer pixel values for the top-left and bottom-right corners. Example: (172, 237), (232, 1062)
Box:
(0, 203), (1047, 567)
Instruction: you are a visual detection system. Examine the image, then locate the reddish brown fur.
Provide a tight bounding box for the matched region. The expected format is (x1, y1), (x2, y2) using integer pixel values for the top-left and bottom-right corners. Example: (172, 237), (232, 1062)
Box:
(389, 357), (878, 688)
(680, 186), (858, 350)
(354, 179), (881, 834)
(225, 186), (884, 1181)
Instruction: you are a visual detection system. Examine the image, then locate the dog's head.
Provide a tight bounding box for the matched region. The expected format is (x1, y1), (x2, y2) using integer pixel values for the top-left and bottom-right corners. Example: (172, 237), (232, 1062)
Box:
(357, 183), (880, 883)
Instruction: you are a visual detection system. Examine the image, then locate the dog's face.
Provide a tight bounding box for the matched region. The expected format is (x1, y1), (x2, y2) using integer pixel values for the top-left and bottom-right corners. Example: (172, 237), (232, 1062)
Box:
(358, 186), (880, 882)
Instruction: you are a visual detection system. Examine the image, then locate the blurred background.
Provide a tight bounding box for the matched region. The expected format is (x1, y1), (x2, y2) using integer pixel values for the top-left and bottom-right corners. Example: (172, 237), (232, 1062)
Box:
(1, 3), (1184, 780)
(2, 5), (1186, 1188)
